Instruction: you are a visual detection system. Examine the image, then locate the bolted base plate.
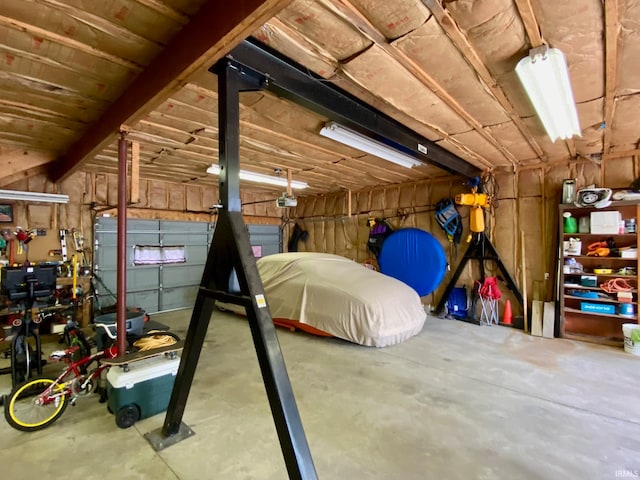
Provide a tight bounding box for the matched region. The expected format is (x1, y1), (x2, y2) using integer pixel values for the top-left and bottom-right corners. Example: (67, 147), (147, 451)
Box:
(144, 422), (195, 451)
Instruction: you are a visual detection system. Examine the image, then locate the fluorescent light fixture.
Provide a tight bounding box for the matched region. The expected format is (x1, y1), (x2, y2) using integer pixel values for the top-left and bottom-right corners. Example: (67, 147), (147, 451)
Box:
(515, 46), (581, 143)
(0, 189), (69, 203)
(319, 122), (423, 169)
(206, 164), (308, 189)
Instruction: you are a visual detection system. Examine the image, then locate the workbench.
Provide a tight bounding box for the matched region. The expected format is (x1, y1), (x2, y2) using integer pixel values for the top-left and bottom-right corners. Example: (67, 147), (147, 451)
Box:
(0, 275), (93, 332)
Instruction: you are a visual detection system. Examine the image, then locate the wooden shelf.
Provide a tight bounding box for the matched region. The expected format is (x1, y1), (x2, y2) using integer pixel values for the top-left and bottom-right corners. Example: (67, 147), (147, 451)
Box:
(565, 256), (637, 261)
(56, 276), (92, 286)
(559, 201), (639, 344)
(564, 295), (629, 304)
(563, 283), (638, 293)
(562, 332), (623, 347)
(562, 233), (636, 239)
(564, 307), (636, 320)
(564, 274), (636, 279)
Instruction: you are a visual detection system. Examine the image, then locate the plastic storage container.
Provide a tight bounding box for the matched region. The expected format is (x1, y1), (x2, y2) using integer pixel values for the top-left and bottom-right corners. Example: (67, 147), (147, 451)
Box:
(622, 323), (640, 355)
(580, 302), (615, 315)
(94, 310), (145, 349)
(107, 354), (180, 428)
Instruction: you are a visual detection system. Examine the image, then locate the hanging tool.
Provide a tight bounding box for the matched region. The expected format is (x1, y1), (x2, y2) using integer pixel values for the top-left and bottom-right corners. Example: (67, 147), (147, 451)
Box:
(71, 228), (87, 266)
(72, 254), (78, 300)
(455, 176), (491, 241)
(587, 238), (629, 257)
(434, 175), (523, 325)
(59, 229), (68, 262)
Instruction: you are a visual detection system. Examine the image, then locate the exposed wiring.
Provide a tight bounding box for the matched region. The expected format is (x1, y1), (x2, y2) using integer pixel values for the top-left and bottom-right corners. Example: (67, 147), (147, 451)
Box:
(481, 170), (499, 214)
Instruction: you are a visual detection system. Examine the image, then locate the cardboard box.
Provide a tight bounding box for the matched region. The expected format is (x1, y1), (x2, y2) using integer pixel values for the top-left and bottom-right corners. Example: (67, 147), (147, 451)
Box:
(580, 302), (616, 315)
(590, 211), (621, 234)
(562, 239), (582, 256)
(618, 292), (633, 303)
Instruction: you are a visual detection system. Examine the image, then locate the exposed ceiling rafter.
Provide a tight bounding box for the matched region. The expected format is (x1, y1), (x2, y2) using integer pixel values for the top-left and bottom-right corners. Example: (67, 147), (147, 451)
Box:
(50, 0), (294, 183)
(603, 0), (620, 155)
(512, 0), (577, 159)
(421, 0), (547, 162)
(320, 0), (517, 169)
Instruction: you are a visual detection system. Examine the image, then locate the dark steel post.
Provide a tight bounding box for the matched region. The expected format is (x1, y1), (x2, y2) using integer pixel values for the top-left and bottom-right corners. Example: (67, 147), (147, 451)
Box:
(117, 131), (128, 357)
(156, 60), (317, 480)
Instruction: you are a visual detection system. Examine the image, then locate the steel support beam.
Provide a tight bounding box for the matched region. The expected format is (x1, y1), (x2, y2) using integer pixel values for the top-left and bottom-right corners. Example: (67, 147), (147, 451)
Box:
(225, 39), (480, 177)
(149, 59), (317, 480)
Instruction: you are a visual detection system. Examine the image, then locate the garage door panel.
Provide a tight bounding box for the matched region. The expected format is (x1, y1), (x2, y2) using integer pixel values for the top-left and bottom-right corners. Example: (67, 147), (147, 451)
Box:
(162, 286), (199, 311)
(163, 264), (205, 288)
(97, 245), (117, 264)
(95, 218), (279, 314)
(94, 270), (117, 301)
(161, 221), (210, 234)
(249, 225), (280, 256)
(163, 232), (209, 247)
(183, 246), (208, 265)
(126, 290), (159, 315)
(127, 267), (159, 291)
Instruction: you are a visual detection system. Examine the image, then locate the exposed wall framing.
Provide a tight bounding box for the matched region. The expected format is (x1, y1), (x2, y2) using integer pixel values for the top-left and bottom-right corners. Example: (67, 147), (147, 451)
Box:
(3, 171), (282, 267)
(288, 154), (637, 315)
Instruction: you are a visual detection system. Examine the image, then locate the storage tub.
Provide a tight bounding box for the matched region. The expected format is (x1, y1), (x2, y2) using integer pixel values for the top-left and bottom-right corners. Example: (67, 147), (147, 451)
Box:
(622, 323), (640, 355)
(580, 302), (615, 315)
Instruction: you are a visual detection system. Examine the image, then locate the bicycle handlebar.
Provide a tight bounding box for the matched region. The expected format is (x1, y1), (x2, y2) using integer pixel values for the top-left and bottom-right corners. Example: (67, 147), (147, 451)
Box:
(93, 323), (118, 340)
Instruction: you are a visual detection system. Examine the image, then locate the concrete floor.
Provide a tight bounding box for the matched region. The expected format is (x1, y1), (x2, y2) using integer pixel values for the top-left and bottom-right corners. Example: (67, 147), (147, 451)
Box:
(1, 308), (639, 479)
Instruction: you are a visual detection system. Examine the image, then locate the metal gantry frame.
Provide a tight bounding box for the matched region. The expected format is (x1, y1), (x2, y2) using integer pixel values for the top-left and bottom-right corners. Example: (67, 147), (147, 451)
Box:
(145, 38), (479, 479)
(433, 232), (524, 322)
(145, 59), (318, 480)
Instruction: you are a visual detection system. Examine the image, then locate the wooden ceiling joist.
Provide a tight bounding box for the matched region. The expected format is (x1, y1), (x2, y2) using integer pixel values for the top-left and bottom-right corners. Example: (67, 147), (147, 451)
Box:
(513, 0), (543, 47)
(322, 0), (518, 168)
(603, 0), (620, 155)
(512, 0), (580, 160)
(50, 0), (294, 183)
(421, 0), (546, 162)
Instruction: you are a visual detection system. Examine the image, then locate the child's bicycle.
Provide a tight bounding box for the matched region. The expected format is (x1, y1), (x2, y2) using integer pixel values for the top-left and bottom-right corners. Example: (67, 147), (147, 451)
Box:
(3, 322), (178, 432)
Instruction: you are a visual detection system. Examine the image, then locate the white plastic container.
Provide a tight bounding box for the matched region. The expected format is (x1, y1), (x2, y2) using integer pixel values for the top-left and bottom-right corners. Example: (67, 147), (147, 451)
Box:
(622, 323), (640, 355)
(590, 211), (622, 234)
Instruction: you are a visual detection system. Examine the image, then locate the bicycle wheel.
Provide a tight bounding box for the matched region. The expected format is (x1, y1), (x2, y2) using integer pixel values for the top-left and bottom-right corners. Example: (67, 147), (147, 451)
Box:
(4, 378), (69, 432)
(11, 334), (34, 385)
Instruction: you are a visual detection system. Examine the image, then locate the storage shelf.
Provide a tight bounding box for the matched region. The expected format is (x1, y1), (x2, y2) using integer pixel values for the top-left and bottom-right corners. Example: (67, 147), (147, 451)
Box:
(563, 284), (638, 293)
(564, 307), (636, 320)
(559, 201), (639, 345)
(564, 295), (631, 304)
(56, 276), (92, 286)
(564, 256), (637, 261)
(562, 332), (624, 347)
(563, 233), (636, 238)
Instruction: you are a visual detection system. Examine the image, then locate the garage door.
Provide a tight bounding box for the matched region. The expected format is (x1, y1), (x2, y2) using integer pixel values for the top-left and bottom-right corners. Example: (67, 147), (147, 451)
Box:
(94, 218), (280, 314)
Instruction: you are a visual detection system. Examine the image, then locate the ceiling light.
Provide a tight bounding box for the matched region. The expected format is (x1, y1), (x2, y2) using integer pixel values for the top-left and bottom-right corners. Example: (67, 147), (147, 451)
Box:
(0, 189), (69, 203)
(515, 46), (581, 142)
(319, 122), (423, 169)
(206, 165), (308, 189)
